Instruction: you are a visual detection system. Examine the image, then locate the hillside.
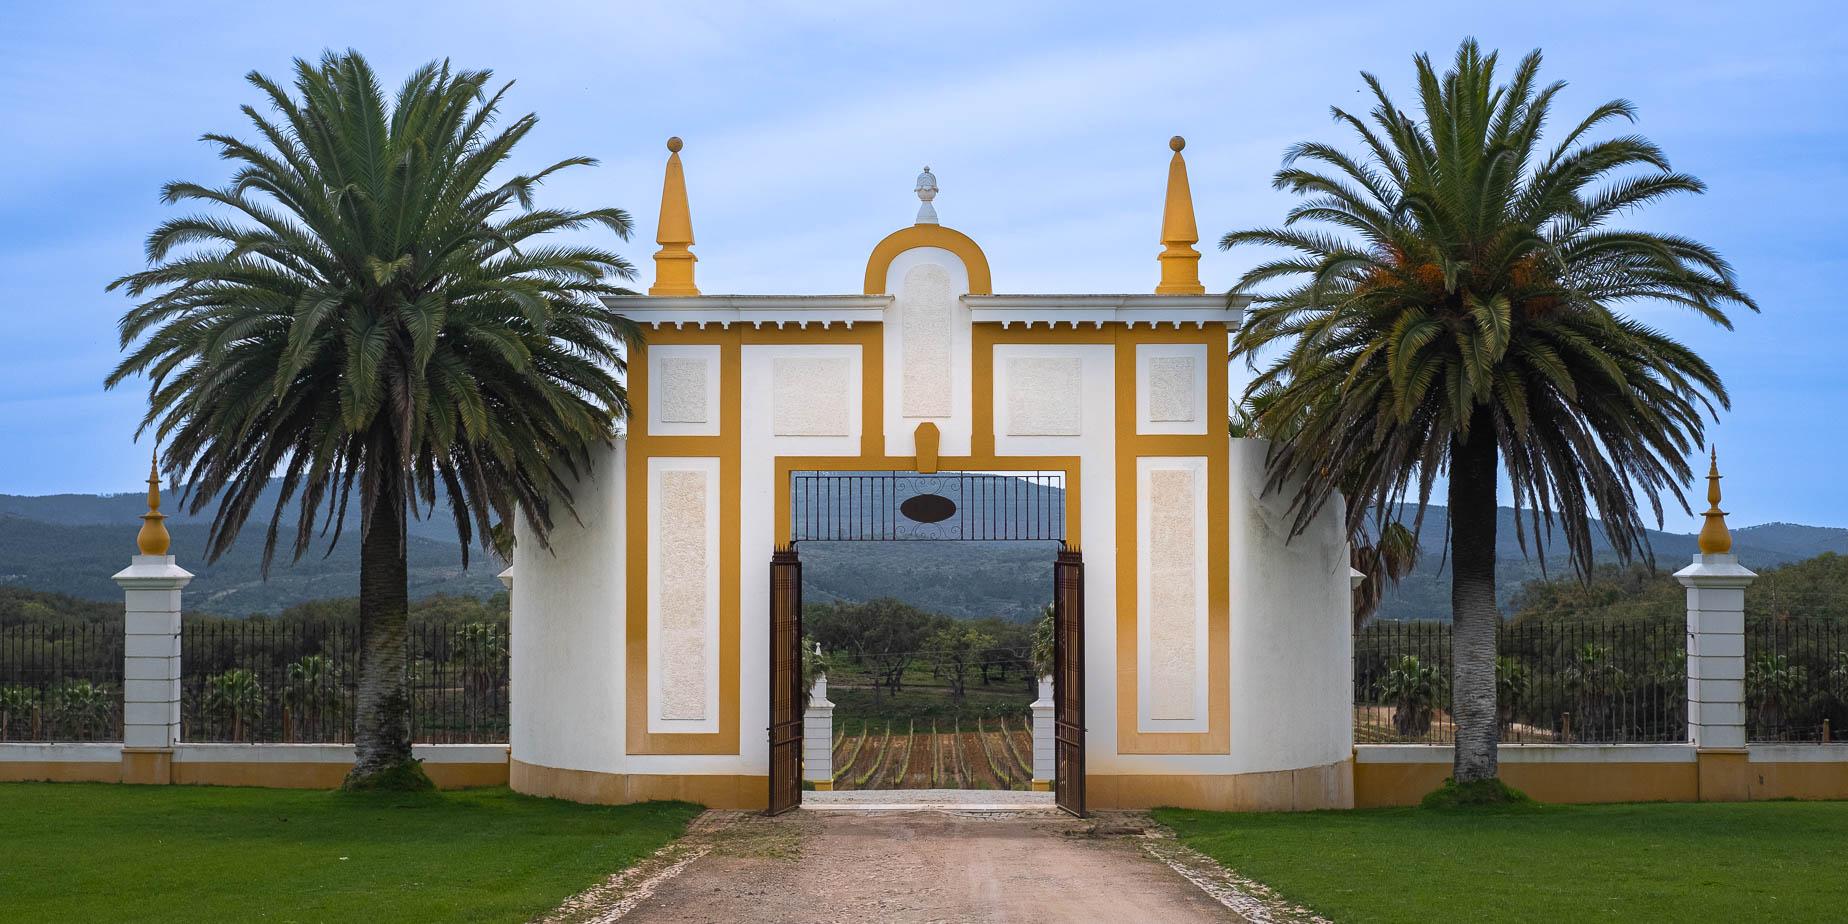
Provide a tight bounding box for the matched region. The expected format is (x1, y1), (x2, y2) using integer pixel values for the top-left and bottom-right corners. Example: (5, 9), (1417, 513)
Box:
(0, 514), (503, 617)
(3, 480), (1844, 621)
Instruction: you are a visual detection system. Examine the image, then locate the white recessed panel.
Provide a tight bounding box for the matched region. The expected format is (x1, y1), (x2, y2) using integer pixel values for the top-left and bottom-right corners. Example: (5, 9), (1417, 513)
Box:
(991, 343), (1114, 457)
(648, 345), (722, 437)
(743, 344), (862, 457)
(1005, 356), (1083, 436)
(900, 263), (954, 418)
(648, 456), (721, 733)
(1137, 456), (1210, 732)
(1136, 343), (1210, 435)
(774, 357), (854, 437)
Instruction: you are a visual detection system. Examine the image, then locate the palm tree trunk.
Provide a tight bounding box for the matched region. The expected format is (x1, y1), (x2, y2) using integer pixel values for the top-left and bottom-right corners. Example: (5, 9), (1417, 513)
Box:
(1449, 410), (1500, 783)
(346, 456), (417, 786)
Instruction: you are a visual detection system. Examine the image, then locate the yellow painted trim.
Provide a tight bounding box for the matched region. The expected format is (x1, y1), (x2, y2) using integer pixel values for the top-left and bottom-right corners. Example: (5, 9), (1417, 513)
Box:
(626, 325), (743, 756)
(1114, 323), (1231, 754)
(914, 422), (940, 474)
(812, 780), (834, 792)
(1031, 779), (1052, 792)
(511, 757), (768, 809)
(863, 224), (992, 295)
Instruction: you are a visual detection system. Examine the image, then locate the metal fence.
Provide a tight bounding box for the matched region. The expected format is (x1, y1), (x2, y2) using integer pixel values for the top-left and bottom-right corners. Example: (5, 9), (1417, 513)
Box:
(0, 620), (508, 744)
(1355, 619), (1688, 744)
(0, 621), (123, 741)
(789, 471), (1066, 541)
(1746, 617), (1848, 743)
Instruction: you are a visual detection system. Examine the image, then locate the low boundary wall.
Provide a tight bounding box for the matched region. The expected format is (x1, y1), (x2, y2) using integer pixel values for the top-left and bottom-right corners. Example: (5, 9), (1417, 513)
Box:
(0, 742), (509, 789)
(1355, 743), (1848, 806)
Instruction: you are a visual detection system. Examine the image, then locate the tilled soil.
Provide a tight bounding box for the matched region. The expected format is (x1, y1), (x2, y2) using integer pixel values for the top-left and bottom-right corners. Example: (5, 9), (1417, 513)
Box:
(836, 724), (1037, 791)
(614, 811), (1244, 923)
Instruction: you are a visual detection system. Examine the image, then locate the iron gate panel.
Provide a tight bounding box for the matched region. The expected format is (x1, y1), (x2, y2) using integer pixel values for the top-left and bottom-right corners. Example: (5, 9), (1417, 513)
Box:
(1053, 547), (1086, 817)
(789, 471), (1065, 542)
(767, 548), (803, 816)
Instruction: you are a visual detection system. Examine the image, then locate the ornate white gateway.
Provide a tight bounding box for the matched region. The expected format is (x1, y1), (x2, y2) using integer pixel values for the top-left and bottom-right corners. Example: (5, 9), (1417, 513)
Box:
(507, 138), (1356, 812)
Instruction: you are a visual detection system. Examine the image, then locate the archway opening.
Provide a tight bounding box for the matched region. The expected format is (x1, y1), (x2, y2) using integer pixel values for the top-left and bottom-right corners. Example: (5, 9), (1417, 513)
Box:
(768, 470), (1084, 815)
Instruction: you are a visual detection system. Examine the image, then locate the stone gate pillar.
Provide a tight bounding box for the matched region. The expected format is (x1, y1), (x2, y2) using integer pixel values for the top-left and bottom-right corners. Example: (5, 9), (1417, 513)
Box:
(803, 649), (834, 790)
(1675, 452), (1755, 800)
(1031, 675), (1054, 790)
(114, 458), (193, 784)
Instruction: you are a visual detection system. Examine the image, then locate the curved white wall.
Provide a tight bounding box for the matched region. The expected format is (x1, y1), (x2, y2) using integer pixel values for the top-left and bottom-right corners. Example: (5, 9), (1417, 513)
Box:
(510, 439), (627, 776)
(1225, 437), (1353, 773)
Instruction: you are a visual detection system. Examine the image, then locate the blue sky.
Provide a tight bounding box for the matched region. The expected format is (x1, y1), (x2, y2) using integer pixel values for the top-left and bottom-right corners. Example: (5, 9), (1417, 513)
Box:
(1, 1), (1843, 532)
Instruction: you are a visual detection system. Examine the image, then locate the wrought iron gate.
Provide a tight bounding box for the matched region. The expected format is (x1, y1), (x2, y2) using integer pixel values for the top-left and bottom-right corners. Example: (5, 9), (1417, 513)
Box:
(1053, 546), (1086, 816)
(767, 547), (803, 816)
(771, 470), (1082, 814)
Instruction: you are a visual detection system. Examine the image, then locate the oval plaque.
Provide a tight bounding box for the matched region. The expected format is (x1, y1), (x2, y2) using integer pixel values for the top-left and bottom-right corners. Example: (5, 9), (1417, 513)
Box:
(899, 493), (956, 524)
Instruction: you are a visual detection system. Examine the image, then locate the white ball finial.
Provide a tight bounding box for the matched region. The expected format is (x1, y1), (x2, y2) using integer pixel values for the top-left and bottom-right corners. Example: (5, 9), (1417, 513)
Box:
(914, 166), (939, 225)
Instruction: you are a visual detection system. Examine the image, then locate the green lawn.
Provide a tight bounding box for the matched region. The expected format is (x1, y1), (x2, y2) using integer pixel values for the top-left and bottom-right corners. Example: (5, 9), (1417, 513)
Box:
(1155, 800), (1848, 923)
(0, 783), (700, 923)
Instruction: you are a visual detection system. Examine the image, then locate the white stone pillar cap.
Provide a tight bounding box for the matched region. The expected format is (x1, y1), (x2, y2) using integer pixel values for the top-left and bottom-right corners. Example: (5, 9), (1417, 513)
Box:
(1674, 553), (1757, 587)
(113, 555), (194, 588)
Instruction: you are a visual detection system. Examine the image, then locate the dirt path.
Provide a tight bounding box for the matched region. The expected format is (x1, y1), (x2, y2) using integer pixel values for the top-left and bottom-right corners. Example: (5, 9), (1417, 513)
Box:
(599, 810), (1246, 923)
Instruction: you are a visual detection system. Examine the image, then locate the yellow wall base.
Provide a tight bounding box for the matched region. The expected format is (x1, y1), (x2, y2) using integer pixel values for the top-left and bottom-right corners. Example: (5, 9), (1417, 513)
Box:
(1087, 759), (1353, 811)
(811, 780), (834, 792)
(121, 748), (173, 784)
(0, 761), (122, 784)
(511, 758), (768, 809)
(1355, 754), (1848, 807)
(1032, 779), (1052, 792)
(1696, 749), (1750, 802)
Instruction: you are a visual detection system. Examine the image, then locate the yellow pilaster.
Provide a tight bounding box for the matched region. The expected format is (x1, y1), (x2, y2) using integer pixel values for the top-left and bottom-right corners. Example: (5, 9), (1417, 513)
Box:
(1156, 135), (1205, 295)
(650, 137), (699, 296)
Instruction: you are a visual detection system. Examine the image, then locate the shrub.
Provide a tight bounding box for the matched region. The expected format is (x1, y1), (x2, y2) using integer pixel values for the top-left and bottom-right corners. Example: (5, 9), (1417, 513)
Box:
(203, 669), (263, 741)
(1378, 655), (1444, 737)
(51, 680), (114, 740)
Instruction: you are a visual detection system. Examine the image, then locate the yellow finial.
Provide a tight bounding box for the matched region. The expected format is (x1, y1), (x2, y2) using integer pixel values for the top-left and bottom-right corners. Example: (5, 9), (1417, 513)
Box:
(650, 136), (699, 296)
(136, 452), (171, 556)
(1156, 135), (1204, 295)
(1696, 447), (1732, 555)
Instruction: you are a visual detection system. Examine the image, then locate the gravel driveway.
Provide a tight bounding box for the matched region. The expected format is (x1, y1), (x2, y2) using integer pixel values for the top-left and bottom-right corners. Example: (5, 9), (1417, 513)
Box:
(592, 808), (1245, 923)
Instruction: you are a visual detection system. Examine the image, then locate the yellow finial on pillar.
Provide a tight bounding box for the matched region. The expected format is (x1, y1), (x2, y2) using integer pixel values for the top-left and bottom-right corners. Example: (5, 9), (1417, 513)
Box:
(1696, 447), (1732, 555)
(650, 136), (699, 296)
(136, 452), (171, 556)
(1156, 135), (1204, 295)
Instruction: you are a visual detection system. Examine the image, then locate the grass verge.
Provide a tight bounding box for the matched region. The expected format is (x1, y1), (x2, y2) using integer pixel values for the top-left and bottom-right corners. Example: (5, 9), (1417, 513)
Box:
(1154, 800), (1848, 923)
(0, 783), (699, 923)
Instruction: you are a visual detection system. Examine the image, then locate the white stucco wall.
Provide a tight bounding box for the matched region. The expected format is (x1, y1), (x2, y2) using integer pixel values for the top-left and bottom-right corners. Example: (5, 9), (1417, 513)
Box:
(1224, 436), (1353, 773)
(510, 438), (628, 776)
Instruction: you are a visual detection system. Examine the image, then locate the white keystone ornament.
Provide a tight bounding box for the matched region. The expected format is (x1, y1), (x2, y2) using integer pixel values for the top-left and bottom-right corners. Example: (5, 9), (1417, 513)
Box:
(914, 166), (939, 224)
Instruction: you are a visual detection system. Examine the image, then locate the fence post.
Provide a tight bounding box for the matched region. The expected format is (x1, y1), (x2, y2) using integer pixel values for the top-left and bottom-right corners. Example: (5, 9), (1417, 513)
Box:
(1031, 675), (1054, 790)
(802, 645), (834, 790)
(113, 458), (193, 784)
(1674, 451), (1756, 801)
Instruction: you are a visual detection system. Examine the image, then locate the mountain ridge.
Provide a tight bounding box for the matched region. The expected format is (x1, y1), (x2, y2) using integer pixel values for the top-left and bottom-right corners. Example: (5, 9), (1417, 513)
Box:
(2, 484), (1842, 621)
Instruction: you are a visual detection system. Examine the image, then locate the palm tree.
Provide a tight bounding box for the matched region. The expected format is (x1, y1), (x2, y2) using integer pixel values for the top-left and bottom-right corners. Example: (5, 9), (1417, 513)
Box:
(106, 51), (639, 788)
(1223, 40), (1754, 788)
